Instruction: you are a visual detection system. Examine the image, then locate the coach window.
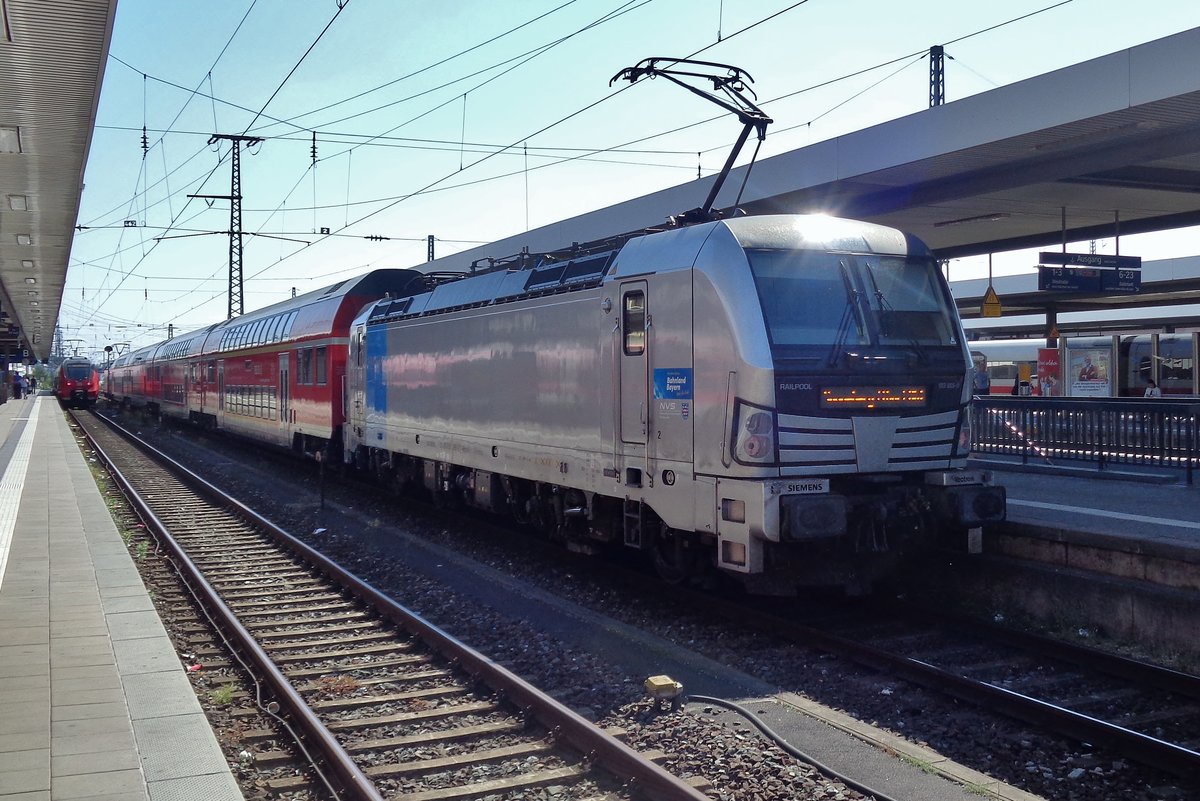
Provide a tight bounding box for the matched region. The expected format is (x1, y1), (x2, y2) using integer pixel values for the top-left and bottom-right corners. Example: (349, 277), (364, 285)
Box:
(623, 291), (646, 355)
(315, 346), (327, 385)
(300, 348), (313, 385)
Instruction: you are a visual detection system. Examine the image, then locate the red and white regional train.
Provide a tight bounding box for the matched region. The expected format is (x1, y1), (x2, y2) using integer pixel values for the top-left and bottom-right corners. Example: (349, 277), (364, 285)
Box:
(108, 214), (1006, 593)
(55, 357), (101, 408)
(108, 270), (426, 451)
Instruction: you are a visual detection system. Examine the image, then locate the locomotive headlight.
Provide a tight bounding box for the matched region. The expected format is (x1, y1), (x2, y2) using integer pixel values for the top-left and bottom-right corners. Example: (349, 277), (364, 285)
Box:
(733, 404), (777, 464)
(745, 411), (772, 435)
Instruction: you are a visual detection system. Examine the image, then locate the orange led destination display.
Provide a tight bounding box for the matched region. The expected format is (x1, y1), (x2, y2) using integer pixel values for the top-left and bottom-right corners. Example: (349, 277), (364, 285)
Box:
(820, 386), (927, 409)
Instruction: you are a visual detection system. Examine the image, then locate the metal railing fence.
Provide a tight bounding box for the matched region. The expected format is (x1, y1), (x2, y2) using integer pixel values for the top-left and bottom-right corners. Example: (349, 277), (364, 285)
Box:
(970, 397), (1200, 484)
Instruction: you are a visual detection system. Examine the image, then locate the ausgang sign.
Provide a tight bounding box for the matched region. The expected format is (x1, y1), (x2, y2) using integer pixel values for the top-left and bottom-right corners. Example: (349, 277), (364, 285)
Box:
(1038, 252), (1142, 269)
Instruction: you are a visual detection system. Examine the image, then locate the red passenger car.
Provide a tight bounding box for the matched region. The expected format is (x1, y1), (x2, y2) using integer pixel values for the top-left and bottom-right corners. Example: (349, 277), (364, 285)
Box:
(106, 269), (426, 456)
(55, 357), (101, 408)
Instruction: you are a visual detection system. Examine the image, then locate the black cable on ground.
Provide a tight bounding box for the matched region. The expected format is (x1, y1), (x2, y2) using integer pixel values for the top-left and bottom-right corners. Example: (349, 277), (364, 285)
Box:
(686, 694), (904, 801)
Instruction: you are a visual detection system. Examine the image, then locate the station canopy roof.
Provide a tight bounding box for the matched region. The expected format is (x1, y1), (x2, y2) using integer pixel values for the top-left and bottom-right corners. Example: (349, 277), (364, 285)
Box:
(0, 0), (116, 363)
(3, 14), (1200, 361)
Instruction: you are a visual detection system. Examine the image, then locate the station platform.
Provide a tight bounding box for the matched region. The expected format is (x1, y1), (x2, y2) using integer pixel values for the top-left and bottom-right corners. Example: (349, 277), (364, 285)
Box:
(0, 393), (243, 801)
(973, 455), (1200, 570)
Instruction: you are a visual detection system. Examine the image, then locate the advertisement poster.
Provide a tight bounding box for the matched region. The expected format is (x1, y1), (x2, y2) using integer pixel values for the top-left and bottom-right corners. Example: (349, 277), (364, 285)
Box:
(1037, 349), (1061, 397)
(1069, 348), (1111, 397)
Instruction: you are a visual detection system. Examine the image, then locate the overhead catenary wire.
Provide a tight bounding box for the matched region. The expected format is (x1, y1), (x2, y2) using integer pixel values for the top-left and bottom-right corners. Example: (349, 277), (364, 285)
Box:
(83, 0), (665, 240)
(78, 1), (352, 327)
(248, 0), (584, 136)
(239, 0), (350, 135)
(241, 0), (812, 284)
(77, 5), (693, 285)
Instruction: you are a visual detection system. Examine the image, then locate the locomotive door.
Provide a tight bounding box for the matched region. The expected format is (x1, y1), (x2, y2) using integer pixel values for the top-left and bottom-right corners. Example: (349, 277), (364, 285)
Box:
(278, 353), (291, 445)
(618, 282), (650, 453)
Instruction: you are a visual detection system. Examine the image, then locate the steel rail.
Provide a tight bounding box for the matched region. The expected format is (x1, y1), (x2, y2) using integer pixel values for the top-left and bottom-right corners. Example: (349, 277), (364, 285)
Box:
(697, 591), (1200, 779)
(74, 411), (385, 801)
(899, 601), (1200, 701)
(80, 411), (710, 801)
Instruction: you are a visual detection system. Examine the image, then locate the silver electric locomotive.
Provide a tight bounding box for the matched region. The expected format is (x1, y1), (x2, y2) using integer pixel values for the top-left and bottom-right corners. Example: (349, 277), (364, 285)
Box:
(344, 214), (1005, 593)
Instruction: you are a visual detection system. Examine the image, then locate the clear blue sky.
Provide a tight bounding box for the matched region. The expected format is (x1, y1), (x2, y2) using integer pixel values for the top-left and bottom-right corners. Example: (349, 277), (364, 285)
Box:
(61, 0), (1198, 357)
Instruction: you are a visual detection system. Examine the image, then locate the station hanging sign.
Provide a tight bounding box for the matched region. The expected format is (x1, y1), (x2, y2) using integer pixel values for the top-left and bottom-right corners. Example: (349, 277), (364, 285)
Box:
(1037, 266), (1141, 293)
(1037, 250), (1142, 294)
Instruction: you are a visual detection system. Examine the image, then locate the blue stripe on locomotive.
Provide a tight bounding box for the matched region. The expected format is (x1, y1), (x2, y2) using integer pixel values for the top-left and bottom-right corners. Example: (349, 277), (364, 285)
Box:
(366, 323), (388, 421)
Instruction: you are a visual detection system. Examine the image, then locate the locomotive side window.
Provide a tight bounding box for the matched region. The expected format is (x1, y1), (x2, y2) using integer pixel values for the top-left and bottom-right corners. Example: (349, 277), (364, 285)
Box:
(315, 346), (327, 385)
(623, 291), (646, 356)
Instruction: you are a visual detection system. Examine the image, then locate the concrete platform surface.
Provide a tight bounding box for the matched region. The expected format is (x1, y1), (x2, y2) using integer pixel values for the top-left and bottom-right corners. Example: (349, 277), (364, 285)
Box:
(0, 393), (243, 801)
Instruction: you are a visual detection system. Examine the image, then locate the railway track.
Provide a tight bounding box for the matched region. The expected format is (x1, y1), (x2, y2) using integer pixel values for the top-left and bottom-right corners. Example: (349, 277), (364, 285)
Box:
(711, 591), (1200, 780)
(72, 410), (711, 801)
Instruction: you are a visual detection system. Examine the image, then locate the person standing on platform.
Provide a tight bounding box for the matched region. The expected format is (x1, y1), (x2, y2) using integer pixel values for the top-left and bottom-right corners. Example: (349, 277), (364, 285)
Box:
(971, 355), (990, 396)
(1144, 379), (1162, 398)
(12, 373), (22, 400)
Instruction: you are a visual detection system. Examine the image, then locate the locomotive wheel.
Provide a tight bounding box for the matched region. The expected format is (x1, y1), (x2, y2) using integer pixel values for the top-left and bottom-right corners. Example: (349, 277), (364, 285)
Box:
(650, 527), (701, 585)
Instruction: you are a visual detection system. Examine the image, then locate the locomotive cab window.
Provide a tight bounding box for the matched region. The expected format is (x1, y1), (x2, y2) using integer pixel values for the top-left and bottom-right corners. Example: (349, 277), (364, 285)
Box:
(623, 291), (646, 356)
(747, 249), (959, 353)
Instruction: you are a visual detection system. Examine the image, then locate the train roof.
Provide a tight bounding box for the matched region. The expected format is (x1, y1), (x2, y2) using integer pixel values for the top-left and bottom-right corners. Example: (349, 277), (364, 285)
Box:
(199, 268), (428, 353)
(111, 268), (427, 364)
(364, 250), (618, 325)
(717, 214), (932, 257)
(359, 213), (934, 327)
(114, 343), (159, 367)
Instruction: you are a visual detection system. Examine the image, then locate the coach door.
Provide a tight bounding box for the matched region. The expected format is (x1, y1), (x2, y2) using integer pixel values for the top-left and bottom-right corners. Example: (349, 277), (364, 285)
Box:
(278, 353), (291, 445)
(201, 360), (215, 415)
(619, 283), (650, 456)
(215, 359), (225, 427)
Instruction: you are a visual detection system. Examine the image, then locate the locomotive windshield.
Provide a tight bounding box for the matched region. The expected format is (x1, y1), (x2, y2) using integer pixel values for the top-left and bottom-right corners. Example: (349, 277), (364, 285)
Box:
(747, 249), (959, 352)
(64, 363), (93, 380)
